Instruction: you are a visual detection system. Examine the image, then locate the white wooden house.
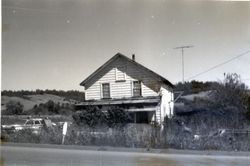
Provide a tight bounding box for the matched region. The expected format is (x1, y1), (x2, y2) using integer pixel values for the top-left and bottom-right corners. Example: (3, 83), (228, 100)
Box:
(76, 53), (174, 124)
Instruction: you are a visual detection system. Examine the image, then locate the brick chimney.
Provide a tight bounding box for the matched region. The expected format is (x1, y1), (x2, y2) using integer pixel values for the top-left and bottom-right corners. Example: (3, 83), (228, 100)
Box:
(132, 54), (135, 61)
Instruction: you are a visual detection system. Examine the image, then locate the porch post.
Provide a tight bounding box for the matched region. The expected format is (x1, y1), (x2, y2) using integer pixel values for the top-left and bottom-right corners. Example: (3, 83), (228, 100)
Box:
(154, 110), (157, 125)
(134, 112), (137, 123)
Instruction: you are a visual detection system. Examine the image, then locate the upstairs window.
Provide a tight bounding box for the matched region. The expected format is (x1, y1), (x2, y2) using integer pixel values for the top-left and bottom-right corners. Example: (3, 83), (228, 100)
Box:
(102, 83), (110, 99)
(133, 81), (142, 97)
(115, 67), (126, 81)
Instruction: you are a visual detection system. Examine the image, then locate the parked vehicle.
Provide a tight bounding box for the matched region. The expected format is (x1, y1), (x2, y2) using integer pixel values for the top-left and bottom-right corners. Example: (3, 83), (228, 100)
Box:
(1, 118), (56, 134)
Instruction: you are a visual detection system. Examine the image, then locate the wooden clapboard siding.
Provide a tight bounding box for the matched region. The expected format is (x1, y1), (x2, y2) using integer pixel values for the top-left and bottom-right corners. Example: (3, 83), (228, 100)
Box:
(85, 57), (163, 100)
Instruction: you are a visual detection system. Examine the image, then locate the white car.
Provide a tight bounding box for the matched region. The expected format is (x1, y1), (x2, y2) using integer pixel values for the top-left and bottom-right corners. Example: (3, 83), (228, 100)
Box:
(2, 118), (55, 134)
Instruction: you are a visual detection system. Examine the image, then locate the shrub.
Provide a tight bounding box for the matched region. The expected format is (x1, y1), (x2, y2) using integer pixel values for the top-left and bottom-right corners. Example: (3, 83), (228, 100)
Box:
(4, 101), (24, 115)
(212, 73), (249, 112)
(72, 106), (107, 127)
(106, 107), (133, 127)
(72, 106), (132, 127)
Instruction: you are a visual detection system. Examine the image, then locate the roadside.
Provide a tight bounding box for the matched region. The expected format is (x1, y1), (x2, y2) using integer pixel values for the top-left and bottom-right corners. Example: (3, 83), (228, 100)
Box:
(1, 142), (250, 157)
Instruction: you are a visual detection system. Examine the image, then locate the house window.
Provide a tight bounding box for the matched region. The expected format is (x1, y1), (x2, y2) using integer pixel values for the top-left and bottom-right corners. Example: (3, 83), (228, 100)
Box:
(115, 67), (126, 81)
(133, 81), (142, 97)
(102, 83), (110, 99)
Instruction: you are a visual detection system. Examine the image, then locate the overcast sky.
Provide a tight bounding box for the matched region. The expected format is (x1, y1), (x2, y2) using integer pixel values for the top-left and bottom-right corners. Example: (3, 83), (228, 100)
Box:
(2, 0), (250, 91)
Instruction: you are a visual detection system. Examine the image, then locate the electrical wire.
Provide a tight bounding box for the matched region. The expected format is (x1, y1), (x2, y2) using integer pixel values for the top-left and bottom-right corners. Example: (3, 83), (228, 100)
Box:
(186, 50), (250, 81)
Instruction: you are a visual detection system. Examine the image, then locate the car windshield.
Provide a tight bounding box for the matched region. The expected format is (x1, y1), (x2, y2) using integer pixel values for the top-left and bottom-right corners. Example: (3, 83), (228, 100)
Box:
(35, 121), (41, 125)
(25, 120), (33, 125)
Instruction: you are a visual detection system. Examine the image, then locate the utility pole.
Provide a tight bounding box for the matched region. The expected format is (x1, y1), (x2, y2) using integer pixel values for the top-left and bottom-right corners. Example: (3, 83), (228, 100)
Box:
(174, 45), (194, 83)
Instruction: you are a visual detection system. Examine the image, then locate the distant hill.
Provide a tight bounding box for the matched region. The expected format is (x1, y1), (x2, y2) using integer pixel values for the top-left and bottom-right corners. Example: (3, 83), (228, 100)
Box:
(180, 90), (213, 101)
(1, 90), (85, 112)
(174, 90), (213, 113)
(1, 90), (85, 102)
(1, 94), (79, 111)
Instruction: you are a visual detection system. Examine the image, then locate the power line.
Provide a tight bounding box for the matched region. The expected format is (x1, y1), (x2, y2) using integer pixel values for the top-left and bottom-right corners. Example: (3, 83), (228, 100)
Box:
(186, 50), (250, 81)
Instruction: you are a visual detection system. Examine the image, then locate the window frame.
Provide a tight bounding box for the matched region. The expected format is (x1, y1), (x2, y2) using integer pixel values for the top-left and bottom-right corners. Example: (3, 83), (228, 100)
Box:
(101, 83), (111, 99)
(132, 81), (142, 97)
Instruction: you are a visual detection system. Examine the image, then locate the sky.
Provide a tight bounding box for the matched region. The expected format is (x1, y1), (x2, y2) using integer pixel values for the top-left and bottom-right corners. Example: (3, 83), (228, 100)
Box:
(2, 0), (250, 91)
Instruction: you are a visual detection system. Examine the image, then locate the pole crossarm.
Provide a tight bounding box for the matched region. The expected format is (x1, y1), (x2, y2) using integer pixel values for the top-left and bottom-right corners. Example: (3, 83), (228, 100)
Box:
(174, 45), (194, 49)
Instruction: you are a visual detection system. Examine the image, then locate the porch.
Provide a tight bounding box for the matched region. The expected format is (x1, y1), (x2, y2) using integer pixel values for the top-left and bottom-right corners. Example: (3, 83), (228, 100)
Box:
(75, 96), (161, 124)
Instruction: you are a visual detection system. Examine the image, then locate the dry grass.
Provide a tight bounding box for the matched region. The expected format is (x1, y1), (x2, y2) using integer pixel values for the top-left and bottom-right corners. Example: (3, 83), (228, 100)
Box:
(1, 115), (249, 151)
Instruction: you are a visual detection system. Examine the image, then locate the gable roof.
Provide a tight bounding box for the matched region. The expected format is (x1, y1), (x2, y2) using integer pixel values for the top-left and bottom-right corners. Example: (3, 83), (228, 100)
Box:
(80, 53), (174, 88)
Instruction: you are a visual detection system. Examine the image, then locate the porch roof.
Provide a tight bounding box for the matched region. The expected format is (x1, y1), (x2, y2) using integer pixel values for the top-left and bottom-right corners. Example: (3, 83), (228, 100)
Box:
(75, 96), (161, 106)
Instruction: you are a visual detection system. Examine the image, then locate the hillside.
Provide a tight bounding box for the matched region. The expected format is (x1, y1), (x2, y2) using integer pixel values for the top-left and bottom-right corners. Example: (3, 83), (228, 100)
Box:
(1, 94), (78, 112)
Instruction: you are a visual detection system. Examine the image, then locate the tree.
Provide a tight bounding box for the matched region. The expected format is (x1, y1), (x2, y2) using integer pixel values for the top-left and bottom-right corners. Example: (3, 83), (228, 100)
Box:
(212, 73), (249, 112)
(5, 101), (24, 115)
(45, 100), (60, 114)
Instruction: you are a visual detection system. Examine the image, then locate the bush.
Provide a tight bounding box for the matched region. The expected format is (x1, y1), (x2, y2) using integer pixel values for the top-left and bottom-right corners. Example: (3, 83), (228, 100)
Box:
(72, 106), (107, 127)
(3, 101), (24, 115)
(72, 106), (132, 127)
(212, 73), (249, 112)
(106, 107), (133, 127)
